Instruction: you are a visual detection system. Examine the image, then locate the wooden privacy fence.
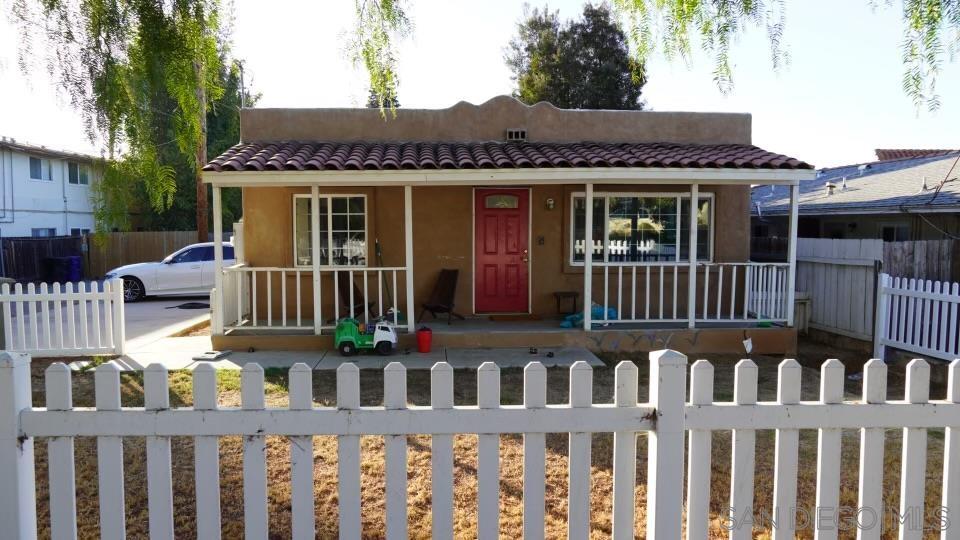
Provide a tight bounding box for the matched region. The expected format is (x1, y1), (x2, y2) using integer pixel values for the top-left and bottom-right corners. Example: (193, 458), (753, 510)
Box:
(794, 238), (882, 340)
(874, 273), (960, 362)
(0, 235), (83, 282)
(0, 279), (125, 357)
(3, 351), (960, 539)
(884, 239), (960, 283)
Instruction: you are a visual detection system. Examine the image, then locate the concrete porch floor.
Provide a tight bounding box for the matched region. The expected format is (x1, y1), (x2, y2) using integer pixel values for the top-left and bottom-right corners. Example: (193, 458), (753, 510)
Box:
(216, 316), (796, 356)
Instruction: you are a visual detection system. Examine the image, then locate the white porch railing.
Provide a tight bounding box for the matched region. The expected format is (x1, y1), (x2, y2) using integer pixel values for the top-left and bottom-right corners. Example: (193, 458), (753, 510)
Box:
(710, 262), (791, 323)
(597, 262), (687, 323)
(2, 351), (957, 538)
(217, 265), (409, 332)
(596, 262), (791, 325)
(0, 280), (125, 357)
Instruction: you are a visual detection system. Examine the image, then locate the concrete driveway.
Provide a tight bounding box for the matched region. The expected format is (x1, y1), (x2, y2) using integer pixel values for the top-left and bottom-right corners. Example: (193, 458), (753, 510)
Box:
(7, 290), (211, 357)
(123, 296), (211, 350)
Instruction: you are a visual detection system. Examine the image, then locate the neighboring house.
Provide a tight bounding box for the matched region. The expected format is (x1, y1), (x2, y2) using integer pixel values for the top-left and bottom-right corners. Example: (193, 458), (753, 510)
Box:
(752, 151), (960, 241)
(201, 96), (814, 354)
(0, 137), (99, 238)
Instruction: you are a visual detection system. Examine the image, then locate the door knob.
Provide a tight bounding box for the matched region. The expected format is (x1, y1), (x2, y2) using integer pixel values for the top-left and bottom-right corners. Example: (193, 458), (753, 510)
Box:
(521, 249), (529, 263)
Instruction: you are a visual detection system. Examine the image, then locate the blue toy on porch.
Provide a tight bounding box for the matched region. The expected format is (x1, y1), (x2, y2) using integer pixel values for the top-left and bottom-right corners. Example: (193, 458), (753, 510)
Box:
(559, 303), (618, 328)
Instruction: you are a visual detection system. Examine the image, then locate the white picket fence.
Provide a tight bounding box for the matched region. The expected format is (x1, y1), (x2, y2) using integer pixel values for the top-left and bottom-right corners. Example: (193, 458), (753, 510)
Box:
(574, 238), (660, 259)
(874, 273), (960, 361)
(3, 350), (959, 538)
(0, 279), (125, 357)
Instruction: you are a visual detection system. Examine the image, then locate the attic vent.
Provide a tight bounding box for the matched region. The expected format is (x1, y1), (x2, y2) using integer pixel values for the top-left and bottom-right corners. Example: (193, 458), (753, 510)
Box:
(506, 128), (527, 142)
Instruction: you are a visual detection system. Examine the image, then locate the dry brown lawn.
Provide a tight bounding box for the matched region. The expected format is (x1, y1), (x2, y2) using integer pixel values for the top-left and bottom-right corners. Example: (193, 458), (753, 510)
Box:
(28, 343), (951, 539)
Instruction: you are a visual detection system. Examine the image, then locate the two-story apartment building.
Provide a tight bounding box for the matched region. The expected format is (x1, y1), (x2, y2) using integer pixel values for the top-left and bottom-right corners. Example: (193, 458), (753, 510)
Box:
(0, 137), (98, 238)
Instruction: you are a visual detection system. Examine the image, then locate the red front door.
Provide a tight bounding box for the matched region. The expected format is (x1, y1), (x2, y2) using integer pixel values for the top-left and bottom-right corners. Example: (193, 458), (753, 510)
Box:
(474, 188), (529, 313)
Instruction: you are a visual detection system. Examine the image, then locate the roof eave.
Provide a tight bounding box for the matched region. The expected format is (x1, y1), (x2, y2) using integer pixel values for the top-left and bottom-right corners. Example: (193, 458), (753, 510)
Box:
(754, 204), (960, 216)
(203, 167), (814, 187)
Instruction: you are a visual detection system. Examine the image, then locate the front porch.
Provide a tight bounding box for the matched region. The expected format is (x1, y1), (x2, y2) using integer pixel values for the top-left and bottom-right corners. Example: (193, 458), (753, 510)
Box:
(206, 178), (803, 355)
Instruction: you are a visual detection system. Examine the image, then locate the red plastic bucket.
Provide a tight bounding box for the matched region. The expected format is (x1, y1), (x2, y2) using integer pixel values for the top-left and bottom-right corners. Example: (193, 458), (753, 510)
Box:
(416, 327), (432, 353)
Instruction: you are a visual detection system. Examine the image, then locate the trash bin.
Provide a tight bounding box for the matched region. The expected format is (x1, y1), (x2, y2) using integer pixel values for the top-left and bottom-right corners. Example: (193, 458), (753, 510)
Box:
(416, 326), (432, 354)
(44, 256), (82, 283)
(65, 255), (82, 282)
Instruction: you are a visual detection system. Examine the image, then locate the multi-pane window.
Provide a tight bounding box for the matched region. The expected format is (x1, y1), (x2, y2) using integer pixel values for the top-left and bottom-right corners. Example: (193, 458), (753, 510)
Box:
(294, 195), (367, 267)
(571, 193), (713, 264)
(68, 162), (89, 185)
(29, 157), (52, 181)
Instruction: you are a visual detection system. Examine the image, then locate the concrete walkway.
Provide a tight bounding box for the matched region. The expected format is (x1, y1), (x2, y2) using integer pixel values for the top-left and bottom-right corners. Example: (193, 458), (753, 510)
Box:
(61, 297), (604, 372)
(75, 344), (603, 372)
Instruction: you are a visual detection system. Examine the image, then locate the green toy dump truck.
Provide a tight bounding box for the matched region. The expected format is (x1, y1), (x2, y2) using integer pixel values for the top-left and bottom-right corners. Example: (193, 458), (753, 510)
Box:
(334, 318), (398, 357)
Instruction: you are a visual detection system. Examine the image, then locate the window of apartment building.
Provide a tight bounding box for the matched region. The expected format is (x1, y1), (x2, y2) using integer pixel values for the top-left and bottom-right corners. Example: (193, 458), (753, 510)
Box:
(29, 157), (52, 181)
(68, 162), (90, 185)
(880, 223), (910, 242)
(70, 228), (91, 236)
(31, 228), (56, 237)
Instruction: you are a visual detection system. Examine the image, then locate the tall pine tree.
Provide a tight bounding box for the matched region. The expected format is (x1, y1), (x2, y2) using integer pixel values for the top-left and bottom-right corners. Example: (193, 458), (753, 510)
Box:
(506, 3), (646, 110)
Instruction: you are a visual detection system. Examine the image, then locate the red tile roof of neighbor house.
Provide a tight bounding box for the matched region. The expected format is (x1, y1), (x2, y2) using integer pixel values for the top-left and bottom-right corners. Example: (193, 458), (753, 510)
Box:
(875, 148), (957, 161)
(204, 141), (812, 172)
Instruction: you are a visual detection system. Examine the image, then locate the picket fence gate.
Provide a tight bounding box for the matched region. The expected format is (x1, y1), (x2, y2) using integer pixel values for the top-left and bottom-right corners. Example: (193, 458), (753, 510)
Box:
(2, 351), (960, 539)
(874, 273), (960, 362)
(0, 279), (125, 357)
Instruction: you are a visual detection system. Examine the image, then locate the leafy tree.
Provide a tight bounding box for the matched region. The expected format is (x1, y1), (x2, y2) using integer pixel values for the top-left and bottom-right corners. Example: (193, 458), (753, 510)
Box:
(12, 0), (410, 240)
(506, 3), (646, 110)
(132, 61), (258, 232)
(13, 0), (223, 242)
(367, 87), (400, 109)
(352, 0), (410, 117)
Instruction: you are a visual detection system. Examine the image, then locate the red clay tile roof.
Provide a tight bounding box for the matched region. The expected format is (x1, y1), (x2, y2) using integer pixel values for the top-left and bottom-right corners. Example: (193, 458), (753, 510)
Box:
(875, 148), (957, 161)
(204, 141), (812, 172)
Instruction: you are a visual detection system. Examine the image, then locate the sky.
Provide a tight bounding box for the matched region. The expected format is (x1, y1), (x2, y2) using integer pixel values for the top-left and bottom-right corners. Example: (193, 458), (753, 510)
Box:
(0, 0), (958, 168)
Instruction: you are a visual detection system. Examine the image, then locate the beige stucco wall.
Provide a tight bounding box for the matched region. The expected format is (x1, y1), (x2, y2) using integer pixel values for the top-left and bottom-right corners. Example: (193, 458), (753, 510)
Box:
(240, 95), (751, 145)
(242, 183), (751, 320)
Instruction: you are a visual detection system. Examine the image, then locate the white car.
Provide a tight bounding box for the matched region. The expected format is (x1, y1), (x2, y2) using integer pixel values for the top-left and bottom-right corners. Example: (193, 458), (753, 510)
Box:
(104, 242), (236, 302)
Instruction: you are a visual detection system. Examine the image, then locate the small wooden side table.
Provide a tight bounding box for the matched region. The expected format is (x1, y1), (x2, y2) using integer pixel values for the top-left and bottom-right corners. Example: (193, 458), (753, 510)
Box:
(553, 291), (579, 315)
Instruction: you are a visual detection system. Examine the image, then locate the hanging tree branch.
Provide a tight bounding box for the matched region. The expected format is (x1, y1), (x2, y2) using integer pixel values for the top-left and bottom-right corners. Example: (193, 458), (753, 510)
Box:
(12, 0), (223, 239)
(611, 0), (958, 111)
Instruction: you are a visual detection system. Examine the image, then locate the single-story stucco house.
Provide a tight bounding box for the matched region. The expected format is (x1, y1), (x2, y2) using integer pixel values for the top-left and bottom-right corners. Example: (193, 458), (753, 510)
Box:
(201, 96), (814, 354)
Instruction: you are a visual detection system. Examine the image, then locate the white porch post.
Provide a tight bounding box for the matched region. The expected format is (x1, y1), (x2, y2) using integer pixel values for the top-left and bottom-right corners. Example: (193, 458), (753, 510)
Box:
(786, 183), (799, 327)
(583, 183), (593, 330)
(212, 186), (224, 335)
(404, 185), (416, 333)
(687, 183), (699, 328)
(311, 185), (322, 335)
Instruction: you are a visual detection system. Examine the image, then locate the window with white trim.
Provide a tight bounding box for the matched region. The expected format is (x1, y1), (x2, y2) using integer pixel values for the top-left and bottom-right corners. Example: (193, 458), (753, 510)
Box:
(570, 193), (713, 264)
(29, 157), (52, 181)
(68, 162), (89, 185)
(293, 194), (367, 267)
